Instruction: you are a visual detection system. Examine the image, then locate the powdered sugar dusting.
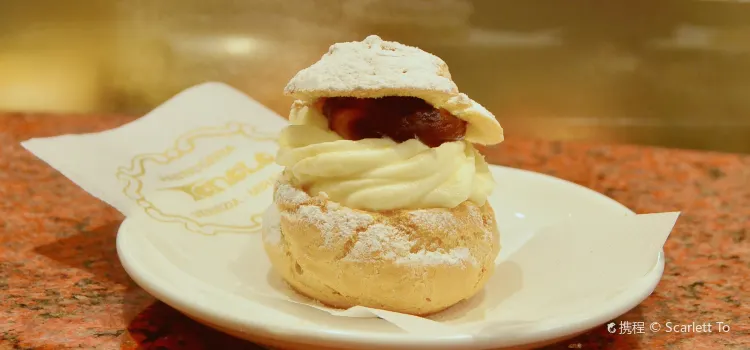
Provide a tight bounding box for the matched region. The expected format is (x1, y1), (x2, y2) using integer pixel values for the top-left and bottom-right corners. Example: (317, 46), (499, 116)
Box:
(467, 205), (483, 225)
(284, 35), (457, 99)
(396, 247), (477, 267)
(262, 204), (282, 246)
(275, 182), (308, 205)
(467, 205), (492, 241)
(276, 177), (483, 267)
(277, 179), (374, 246)
(344, 224), (413, 262)
(409, 210), (459, 234)
(295, 205), (374, 246)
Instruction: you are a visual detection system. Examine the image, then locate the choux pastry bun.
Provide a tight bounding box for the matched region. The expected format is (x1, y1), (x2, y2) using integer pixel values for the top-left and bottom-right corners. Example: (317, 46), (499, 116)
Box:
(262, 35), (504, 315)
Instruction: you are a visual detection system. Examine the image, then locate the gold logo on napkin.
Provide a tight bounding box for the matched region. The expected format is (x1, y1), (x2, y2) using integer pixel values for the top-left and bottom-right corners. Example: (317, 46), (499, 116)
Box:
(165, 154), (275, 201)
(116, 122), (281, 235)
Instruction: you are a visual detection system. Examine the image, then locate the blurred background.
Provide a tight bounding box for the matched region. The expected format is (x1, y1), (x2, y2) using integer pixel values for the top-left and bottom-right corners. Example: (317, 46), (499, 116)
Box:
(1, 0), (750, 153)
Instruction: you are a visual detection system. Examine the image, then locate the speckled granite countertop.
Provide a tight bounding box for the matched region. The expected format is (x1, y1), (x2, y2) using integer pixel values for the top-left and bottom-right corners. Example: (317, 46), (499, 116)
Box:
(1, 113), (748, 350)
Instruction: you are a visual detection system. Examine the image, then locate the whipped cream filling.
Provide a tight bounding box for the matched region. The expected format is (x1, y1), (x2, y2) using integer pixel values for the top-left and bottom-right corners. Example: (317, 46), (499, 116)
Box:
(275, 101), (495, 211)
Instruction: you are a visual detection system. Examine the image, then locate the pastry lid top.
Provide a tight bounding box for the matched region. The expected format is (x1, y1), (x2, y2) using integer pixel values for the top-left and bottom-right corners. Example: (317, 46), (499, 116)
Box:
(283, 35), (503, 145)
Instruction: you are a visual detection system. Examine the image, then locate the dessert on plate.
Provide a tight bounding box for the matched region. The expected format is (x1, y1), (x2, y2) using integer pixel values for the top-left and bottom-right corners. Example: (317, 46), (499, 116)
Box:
(262, 35), (504, 316)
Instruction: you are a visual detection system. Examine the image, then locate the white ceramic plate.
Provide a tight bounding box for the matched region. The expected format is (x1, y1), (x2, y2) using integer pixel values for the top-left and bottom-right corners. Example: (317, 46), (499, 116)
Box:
(117, 165), (665, 350)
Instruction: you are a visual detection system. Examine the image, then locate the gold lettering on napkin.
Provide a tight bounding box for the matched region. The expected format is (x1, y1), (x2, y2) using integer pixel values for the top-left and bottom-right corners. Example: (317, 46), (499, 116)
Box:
(160, 145), (236, 182)
(165, 154), (274, 201)
(116, 122), (281, 235)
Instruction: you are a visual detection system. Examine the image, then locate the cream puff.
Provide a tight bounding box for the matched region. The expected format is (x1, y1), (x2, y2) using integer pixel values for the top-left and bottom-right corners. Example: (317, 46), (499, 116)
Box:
(262, 35), (504, 316)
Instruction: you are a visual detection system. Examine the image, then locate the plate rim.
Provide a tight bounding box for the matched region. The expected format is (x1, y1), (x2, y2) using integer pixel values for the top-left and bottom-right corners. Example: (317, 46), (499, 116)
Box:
(116, 165), (666, 349)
